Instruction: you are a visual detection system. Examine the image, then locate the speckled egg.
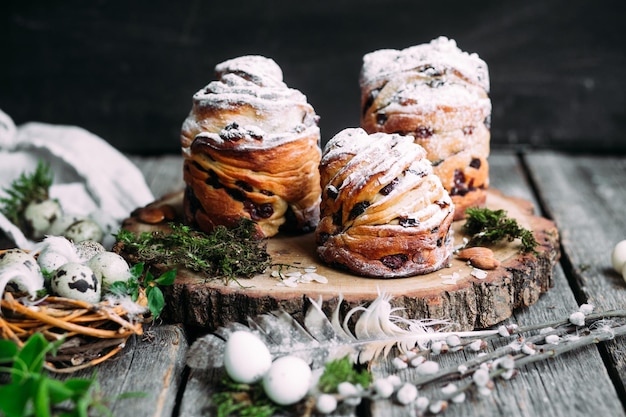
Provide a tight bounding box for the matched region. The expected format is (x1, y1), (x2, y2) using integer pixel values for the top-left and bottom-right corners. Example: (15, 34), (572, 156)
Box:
(87, 252), (131, 288)
(23, 199), (62, 239)
(74, 240), (106, 263)
(64, 219), (104, 243)
(51, 262), (101, 303)
(0, 249), (44, 294)
(262, 356), (312, 406)
(223, 331), (272, 384)
(36, 249), (69, 275)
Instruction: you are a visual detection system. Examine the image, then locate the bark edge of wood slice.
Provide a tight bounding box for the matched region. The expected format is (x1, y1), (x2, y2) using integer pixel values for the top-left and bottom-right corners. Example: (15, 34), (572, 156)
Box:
(120, 189), (560, 331)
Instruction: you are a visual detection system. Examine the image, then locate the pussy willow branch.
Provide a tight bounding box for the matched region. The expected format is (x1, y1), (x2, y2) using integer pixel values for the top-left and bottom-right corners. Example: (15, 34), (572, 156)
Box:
(414, 312), (626, 404)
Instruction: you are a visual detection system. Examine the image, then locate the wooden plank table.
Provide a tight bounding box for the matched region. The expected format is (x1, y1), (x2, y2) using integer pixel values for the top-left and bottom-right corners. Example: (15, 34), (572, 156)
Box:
(3, 150), (626, 416)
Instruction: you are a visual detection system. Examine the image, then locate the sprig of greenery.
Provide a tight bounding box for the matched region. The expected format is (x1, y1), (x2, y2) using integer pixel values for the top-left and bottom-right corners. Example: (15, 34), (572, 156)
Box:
(114, 219), (271, 284)
(317, 356), (372, 393)
(212, 376), (278, 417)
(0, 161), (53, 226)
(0, 333), (142, 417)
(462, 207), (539, 253)
(108, 262), (176, 319)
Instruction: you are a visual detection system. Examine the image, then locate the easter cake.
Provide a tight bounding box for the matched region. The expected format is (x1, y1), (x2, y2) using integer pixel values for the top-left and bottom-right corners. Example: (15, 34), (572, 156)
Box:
(315, 128), (455, 278)
(180, 55), (322, 238)
(359, 36), (491, 219)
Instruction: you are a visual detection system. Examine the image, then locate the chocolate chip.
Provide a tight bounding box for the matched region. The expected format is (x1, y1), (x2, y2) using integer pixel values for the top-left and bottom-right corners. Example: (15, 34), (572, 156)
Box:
(399, 217), (418, 227)
(332, 209), (343, 226)
(463, 126), (475, 135)
(326, 185), (339, 199)
(348, 201), (370, 220)
(380, 254), (408, 270)
(469, 158), (481, 169)
(380, 178), (398, 195)
(414, 126), (434, 138)
(363, 88), (381, 115)
(236, 180), (253, 192)
(376, 113), (388, 126)
(205, 170), (223, 189)
(244, 201), (274, 220)
(427, 78), (445, 88)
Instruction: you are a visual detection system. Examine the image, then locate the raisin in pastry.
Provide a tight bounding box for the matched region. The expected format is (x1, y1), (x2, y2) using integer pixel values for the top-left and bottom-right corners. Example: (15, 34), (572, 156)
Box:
(181, 55), (322, 238)
(315, 128), (455, 278)
(360, 36), (491, 219)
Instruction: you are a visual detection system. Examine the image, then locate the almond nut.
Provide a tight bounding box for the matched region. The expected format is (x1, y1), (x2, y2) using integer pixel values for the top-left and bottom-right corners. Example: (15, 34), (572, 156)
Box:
(457, 247), (500, 270)
(137, 206), (166, 224)
(456, 247), (495, 260)
(469, 256), (501, 270)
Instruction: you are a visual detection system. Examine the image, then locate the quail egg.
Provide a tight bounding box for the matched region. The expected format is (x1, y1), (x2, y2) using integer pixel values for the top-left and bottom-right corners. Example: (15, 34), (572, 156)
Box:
(51, 262), (101, 303)
(74, 240), (106, 263)
(262, 355), (312, 406)
(223, 331), (272, 384)
(87, 252), (131, 288)
(23, 199), (62, 239)
(64, 218), (104, 243)
(0, 249), (44, 294)
(36, 249), (69, 276)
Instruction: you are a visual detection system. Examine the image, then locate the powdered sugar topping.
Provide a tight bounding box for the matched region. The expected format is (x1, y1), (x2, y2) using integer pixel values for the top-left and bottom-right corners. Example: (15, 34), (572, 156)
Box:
(360, 36), (490, 92)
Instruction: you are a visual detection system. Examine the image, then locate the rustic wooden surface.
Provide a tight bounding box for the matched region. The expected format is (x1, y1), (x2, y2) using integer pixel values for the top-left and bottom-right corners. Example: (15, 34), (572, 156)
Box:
(120, 188), (559, 332)
(123, 150), (626, 417)
(2, 0), (625, 154)
(2, 150), (626, 416)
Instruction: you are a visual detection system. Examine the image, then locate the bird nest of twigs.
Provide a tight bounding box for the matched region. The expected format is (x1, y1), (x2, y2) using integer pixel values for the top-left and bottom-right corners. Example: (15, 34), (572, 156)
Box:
(0, 291), (148, 373)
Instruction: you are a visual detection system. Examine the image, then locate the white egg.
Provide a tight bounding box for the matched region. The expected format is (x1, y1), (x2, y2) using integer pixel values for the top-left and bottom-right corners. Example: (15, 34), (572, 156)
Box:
(51, 262), (101, 303)
(23, 199), (63, 239)
(262, 355), (312, 406)
(87, 252), (131, 288)
(74, 240), (106, 263)
(37, 249), (69, 275)
(611, 240), (626, 274)
(64, 219), (104, 243)
(0, 249), (44, 295)
(223, 331), (272, 384)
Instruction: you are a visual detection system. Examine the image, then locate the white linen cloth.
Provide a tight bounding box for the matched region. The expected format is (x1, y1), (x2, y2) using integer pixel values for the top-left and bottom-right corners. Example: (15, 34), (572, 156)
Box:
(0, 109), (155, 249)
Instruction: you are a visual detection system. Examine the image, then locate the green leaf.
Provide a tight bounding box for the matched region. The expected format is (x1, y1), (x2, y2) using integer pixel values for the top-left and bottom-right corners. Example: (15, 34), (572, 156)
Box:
(128, 262), (145, 280)
(154, 269), (176, 286)
(0, 381), (34, 417)
(46, 379), (77, 405)
(146, 286), (165, 319)
(14, 333), (48, 380)
(63, 377), (96, 397)
(35, 377), (52, 417)
(318, 356), (372, 393)
(0, 339), (19, 362)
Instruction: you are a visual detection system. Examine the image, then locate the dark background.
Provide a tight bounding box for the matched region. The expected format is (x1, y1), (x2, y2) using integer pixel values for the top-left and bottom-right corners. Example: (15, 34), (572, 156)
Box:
(2, 0), (625, 155)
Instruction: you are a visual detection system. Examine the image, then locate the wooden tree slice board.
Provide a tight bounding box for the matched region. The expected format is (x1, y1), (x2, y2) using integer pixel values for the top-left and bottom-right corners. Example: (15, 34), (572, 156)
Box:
(121, 189), (560, 331)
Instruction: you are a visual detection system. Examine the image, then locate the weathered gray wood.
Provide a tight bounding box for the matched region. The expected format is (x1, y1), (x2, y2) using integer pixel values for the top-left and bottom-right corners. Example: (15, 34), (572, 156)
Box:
(114, 152), (626, 417)
(367, 151), (626, 417)
(524, 151), (626, 398)
(58, 324), (188, 417)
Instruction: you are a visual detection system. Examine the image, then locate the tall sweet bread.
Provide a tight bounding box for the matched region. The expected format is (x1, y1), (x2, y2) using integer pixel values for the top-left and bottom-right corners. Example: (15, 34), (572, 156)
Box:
(360, 36), (491, 219)
(315, 128), (455, 278)
(181, 55), (322, 238)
